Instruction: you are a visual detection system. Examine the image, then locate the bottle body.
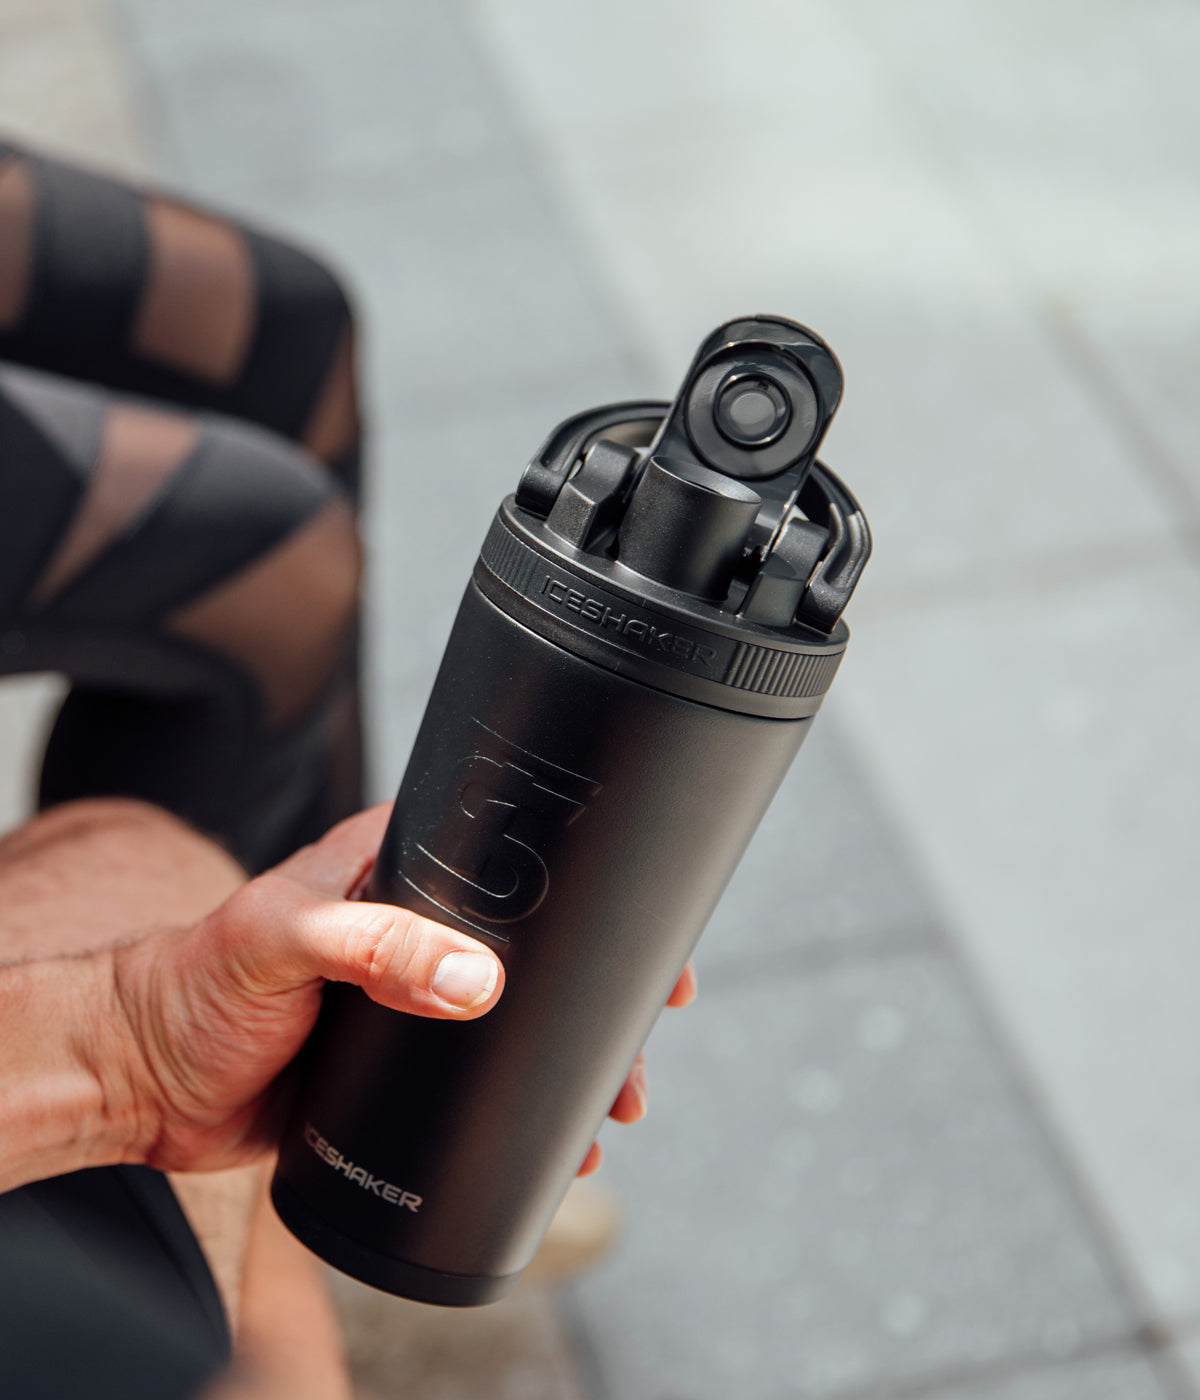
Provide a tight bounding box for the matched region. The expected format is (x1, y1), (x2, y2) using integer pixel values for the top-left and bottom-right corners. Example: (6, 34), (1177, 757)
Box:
(272, 578), (813, 1304)
(271, 316), (872, 1306)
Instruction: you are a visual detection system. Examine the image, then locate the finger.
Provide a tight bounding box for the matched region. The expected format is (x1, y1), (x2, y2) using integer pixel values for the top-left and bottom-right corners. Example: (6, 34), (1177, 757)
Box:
(666, 960), (698, 1008)
(272, 803), (395, 899)
(608, 1053), (647, 1124)
(577, 1142), (603, 1177)
(210, 871), (504, 1020)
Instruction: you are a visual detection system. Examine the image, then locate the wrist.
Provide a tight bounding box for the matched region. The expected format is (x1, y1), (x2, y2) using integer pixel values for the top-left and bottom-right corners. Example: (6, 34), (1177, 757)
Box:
(0, 949), (146, 1191)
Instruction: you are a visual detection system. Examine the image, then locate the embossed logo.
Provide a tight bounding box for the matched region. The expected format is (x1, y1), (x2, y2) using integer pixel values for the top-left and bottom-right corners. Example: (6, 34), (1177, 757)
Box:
(398, 722), (600, 935)
(539, 576), (718, 667)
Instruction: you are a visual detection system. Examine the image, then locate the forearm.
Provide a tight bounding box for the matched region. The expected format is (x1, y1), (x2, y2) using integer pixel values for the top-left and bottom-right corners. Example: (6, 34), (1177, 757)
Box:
(0, 949), (135, 1191)
(0, 798), (246, 1190)
(0, 799), (512, 1189)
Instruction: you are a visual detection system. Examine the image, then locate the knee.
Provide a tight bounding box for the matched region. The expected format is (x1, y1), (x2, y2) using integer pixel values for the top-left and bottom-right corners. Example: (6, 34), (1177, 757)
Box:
(1, 797), (243, 882)
(290, 254), (360, 476)
(166, 423), (362, 727)
(14, 796), (203, 847)
(0, 798), (246, 954)
(133, 192), (361, 472)
(244, 230), (361, 474)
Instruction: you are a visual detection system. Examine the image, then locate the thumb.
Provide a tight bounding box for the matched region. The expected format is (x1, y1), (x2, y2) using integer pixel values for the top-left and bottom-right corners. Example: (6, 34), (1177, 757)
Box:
(206, 867), (505, 1021)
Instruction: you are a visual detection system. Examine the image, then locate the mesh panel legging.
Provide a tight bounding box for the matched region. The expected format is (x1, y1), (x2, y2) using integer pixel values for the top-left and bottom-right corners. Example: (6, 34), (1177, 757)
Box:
(0, 140), (363, 873)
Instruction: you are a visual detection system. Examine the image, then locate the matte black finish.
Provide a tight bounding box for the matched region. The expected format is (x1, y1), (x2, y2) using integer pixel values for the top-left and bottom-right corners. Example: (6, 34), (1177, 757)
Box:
(617, 455), (761, 598)
(272, 316), (872, 1305)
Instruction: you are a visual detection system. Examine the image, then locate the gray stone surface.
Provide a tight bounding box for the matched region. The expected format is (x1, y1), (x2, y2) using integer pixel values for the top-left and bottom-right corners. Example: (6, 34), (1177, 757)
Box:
(1072, 298), (1200, 522)
(116, 0), (520, 198)
(939, 1352), (1173, 1400)
(575, 954), (1131, 1400)
(700, 719), (935, 974)
(1173, 1334), (1200, 1398)
(835, 557), (1200, 1324)
(842, 0), (1200, 521)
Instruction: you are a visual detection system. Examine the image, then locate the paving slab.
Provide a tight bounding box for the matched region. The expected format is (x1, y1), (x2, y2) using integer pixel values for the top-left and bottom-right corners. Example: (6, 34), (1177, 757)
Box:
(112, 0), (518, 200)
(835, 557), (1200, 1323)
(842, 0), (1200, 517)
(700, 718), (935, 973)
(0, 0), (146, 178)
(843, 0), (1200, 305)
(935, 1351), (1174, 1400)
(574, 952), (1132, 1400)
(1173, 1334), (1200, 1398)
(468, 0), (885, 149)
(1070, 297), (1200, 523)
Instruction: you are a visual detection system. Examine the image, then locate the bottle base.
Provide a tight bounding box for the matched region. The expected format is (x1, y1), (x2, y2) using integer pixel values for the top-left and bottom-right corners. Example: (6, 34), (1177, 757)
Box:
(270, 1177), (523, 1307)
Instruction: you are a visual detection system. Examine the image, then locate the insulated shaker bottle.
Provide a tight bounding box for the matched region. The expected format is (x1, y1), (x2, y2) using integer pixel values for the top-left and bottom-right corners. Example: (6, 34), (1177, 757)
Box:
(272, 315), (872, 1305)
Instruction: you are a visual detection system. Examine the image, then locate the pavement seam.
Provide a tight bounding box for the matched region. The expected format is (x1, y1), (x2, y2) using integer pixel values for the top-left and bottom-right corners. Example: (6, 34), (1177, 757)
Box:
(1036, 300), (1200, 559)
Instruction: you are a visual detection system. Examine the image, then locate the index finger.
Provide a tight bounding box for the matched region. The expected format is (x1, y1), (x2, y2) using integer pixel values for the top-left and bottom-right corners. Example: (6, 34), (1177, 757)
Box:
(272, 803), (394, 898)
(666, 960), (697, 1008)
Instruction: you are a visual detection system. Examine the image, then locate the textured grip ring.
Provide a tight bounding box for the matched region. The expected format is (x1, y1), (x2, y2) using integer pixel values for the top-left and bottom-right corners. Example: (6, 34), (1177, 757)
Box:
(476, 507), (847, 721)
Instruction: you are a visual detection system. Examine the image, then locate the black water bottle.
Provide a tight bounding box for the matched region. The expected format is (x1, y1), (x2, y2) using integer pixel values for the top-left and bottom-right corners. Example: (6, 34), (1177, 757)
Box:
(271, 315), (871, 1306)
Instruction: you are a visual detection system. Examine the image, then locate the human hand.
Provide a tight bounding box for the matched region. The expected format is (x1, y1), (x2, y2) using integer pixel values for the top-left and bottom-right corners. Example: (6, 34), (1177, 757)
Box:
(101, 805), (694, 1175)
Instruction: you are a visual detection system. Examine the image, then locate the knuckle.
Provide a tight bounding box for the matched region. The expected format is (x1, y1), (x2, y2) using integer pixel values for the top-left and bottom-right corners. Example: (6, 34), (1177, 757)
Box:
(351, 907), (422, 998)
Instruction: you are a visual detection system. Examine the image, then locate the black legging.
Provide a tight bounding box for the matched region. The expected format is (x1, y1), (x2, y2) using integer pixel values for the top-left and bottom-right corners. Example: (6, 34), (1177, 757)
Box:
(0, 140), (363, 872)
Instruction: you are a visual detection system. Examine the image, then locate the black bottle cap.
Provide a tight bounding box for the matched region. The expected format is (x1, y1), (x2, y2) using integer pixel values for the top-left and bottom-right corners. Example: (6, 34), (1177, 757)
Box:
(616, 455), (761, 599)
(500, 315), (872, 706)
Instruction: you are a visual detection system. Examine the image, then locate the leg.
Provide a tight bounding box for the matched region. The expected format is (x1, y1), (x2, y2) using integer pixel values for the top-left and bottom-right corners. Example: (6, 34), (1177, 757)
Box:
(0, 365), (361, 871)
(171, 1162), (352, 1399)
(0, 139), (366, 868)
(0, 140), (361, 493)
(0, 799), (351, 1395)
